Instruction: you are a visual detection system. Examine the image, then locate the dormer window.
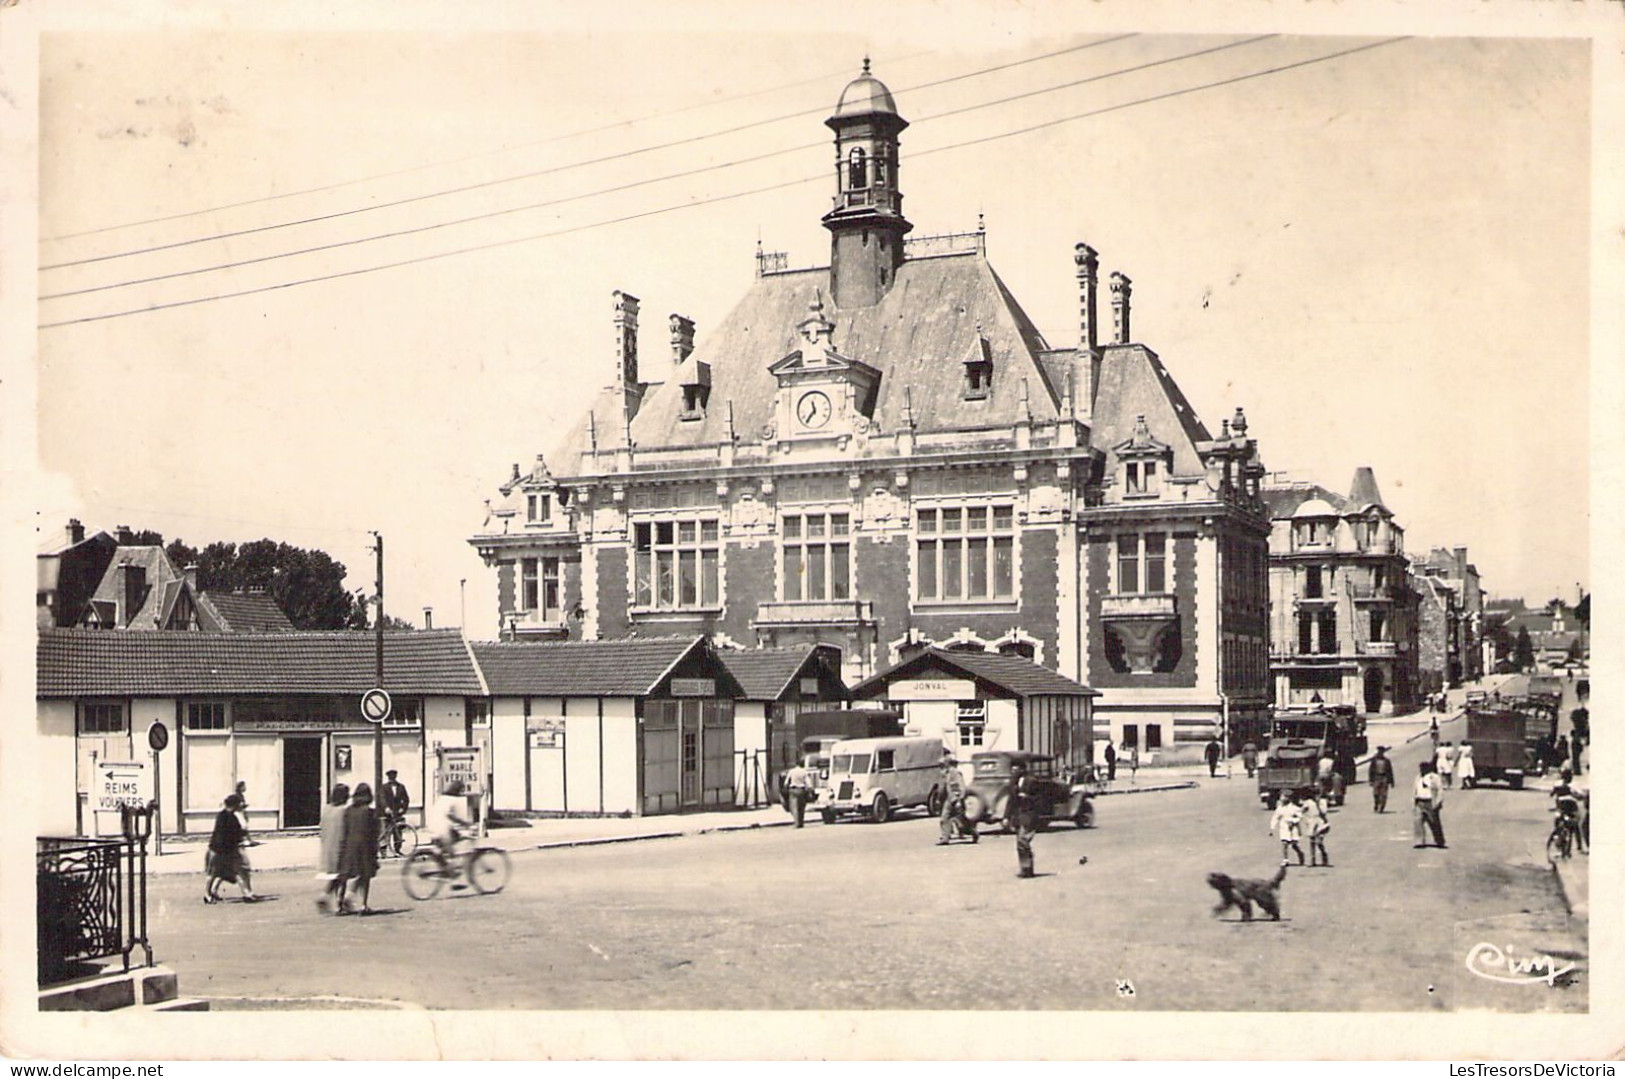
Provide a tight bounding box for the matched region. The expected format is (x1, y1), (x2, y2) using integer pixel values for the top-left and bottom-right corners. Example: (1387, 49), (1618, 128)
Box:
(1113, 415), (1172, 501)
(679, 360), (712, 421)
(527, 493), (551, 523)
(963, 332), (993, 401)
(1126, 461), (1159, 496)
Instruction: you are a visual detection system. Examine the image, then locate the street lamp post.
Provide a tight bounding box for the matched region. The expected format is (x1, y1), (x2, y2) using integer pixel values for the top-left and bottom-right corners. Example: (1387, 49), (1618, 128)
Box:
(372, 532), (384, 804)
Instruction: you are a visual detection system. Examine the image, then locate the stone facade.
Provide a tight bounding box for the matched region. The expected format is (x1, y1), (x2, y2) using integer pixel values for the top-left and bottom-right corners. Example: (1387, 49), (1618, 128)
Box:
(1263, 469), (1420, 715)
(470, 64), (1271, 764)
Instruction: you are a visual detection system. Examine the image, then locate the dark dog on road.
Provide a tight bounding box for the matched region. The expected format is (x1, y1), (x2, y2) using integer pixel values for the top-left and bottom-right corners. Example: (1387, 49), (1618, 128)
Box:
(1207, 862), (1288, 922)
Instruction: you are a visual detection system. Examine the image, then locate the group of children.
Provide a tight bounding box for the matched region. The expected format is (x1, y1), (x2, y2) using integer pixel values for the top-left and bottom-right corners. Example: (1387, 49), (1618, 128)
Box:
(1269, 788), (1332, 867)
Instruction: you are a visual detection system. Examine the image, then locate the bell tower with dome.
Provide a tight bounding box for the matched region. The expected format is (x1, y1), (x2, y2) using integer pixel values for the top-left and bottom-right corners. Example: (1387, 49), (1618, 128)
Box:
(821, 59), (913, 308)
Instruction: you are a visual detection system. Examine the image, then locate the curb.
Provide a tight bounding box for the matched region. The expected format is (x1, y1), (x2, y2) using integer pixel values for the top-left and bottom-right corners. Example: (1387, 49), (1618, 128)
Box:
(1096, 781), (1198, 797)
(527, 817), (795, 852)
(1550, 856), (1589, 921)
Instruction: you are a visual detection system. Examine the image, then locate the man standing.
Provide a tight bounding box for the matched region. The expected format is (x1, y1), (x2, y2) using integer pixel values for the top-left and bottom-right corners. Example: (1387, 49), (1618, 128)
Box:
(1204, 738), (1222, 778)
(937, 756), (974, 845)
(1241, 741), (1259, 779)
(783, 757), (815, 829)
(1368, 746), (1394, 813)
(1413, 761), (1446, 849)
(1010, 761), (1037, 879)
(382, 770), (410, 821)
(1103, 742), (1117, 783)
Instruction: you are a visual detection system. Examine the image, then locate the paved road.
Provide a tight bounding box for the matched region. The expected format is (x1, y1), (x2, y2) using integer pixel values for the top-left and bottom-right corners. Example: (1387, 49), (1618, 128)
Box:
(150, 730), (1584, 1012)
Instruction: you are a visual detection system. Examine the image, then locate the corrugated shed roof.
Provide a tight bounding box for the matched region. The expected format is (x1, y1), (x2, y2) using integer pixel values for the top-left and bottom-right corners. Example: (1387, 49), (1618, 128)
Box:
(854, 647), (1098, 699)
(1089, 344), (1213, 477)
(198, 591), (297, 633)
(37, 628), (484, 697)
(716, 646), (819, 701)
(548, 253), (1061, 474)
(469, 636), (706, 696)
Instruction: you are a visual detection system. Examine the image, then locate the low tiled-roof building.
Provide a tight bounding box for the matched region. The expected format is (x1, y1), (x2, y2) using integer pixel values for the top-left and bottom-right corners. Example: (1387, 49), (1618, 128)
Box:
(715, 645), (850, 804)
(470, 636), (746, 815)
(37, 628), (485, 836)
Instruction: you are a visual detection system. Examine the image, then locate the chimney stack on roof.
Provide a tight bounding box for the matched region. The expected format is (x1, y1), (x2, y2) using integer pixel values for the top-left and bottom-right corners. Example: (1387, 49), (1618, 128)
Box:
(1074, 243), (1099, 354)
(184, 564), (198, 589)
(423, 606), (434, 630)
(1454, 547), (1468, 575)
(115, 524), (133, 545)
(613, 290), (640, 388)
(1110, 272), (1132, 345)
(670, 314), (696, 366)
(68, 518), (85, 545)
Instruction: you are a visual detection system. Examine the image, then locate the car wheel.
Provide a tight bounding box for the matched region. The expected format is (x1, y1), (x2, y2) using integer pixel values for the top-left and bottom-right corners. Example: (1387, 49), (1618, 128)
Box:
(1075, 801), (1095, 829)
(871, 791), (892, 824)
(926, 786), (945, 818)
(820, 809), (836, 824)
(1510, 775), (1525, 790)
(962, 793), (987, 824)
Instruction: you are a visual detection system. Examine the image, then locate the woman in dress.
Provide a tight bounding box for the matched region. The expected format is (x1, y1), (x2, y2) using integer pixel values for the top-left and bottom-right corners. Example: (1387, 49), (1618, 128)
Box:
(336, 782), (380, 914)
(205, 793), (258, 903)
(1455, 744), (1477, 789)
(316, 782), (350, 914)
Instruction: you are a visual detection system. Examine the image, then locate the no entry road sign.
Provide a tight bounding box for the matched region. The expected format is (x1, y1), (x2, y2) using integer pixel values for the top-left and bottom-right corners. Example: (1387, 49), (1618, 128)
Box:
(361, 688), (393, 724)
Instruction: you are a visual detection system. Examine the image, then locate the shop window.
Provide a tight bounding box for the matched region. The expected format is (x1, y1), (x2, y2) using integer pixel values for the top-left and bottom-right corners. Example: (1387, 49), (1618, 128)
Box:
(383, 698), (423, 730)
(1121, 724), (1138, 749)
(782, 512), (851, 602)
(957, 702), (986, 746)
(185, 701), (228, 732)
(916, 506), (1014, 602)
(634, 519), (721, 609)
(78, 701), (126, 735)
(1145, 724), (1163, 751)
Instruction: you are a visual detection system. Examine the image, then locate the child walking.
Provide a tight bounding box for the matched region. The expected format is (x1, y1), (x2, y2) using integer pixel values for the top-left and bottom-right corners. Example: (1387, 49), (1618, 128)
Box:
(1270, 791), (1305, 866)
(1300, 790), (1332, 867)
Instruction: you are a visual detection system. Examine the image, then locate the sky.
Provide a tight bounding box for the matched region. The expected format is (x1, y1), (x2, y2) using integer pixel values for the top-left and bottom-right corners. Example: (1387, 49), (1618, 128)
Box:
(28, 8), (1597, 637)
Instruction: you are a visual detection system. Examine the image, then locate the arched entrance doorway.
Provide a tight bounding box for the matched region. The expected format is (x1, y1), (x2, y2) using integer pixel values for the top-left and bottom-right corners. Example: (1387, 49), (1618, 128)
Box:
(1363, 668), (1385, 714)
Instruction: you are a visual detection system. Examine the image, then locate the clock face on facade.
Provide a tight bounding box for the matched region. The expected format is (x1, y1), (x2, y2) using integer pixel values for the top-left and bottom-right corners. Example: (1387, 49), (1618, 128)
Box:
(796, 390), (833, 429)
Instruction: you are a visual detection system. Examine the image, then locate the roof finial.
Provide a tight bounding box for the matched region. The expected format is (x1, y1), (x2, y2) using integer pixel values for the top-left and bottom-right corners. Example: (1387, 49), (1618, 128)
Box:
(862, 55), (871, 76)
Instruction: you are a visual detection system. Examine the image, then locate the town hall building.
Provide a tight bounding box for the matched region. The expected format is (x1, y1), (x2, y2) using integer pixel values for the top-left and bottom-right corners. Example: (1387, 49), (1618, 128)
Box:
(469, 63), (1271, 764)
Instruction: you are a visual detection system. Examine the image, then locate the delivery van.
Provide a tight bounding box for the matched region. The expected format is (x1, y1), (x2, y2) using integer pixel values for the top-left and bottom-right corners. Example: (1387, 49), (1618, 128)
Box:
(819, 736), (947, 824)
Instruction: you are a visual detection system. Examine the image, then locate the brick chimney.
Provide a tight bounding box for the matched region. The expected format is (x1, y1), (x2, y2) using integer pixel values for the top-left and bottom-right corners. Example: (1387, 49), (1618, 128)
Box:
(423, 606), (434, 630)
(115, 524), (133, 545)
(613, 291), (640, 387)
(1073, 242), (1102, 422)
(184, 564), (198, 589)
(1453, 547), (1468, 576)
(670, 314), (696, 366)
(67, 518), (84, 545)
(1110, 272), (1132, 345)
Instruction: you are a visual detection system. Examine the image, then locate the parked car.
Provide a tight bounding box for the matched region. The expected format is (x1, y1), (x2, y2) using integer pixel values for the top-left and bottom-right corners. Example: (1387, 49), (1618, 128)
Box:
(1465, 690), (1489, 707)
(960, 750), (1097, 830)
(819, 736), (947, 824)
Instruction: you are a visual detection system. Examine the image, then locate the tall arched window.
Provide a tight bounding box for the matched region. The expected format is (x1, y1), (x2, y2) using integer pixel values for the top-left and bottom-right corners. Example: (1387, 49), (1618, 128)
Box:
(848, 146), (867, 189)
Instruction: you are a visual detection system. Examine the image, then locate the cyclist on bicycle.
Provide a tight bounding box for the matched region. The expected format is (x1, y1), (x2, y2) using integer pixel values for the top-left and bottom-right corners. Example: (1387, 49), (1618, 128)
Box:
(1550, 768), (1586, 854)
(426, 779), (473, 859)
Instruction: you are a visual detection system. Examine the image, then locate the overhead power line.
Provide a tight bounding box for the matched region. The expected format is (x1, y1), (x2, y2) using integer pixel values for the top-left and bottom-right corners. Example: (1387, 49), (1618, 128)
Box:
(38, 38), (1407, 332)
(42, 35), (1273, 303)
(40, 35), (1135, 271)
(38, 51), (938, 244)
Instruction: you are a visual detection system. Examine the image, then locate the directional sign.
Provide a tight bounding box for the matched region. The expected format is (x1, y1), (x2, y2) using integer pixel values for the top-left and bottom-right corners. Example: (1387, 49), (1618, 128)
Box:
(97, 761), (151, 811)
(361, 688), (393, 724)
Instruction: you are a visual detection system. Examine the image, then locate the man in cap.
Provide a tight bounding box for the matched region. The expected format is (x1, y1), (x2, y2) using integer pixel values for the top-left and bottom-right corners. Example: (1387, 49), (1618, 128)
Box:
(1368, 746), (1394, 813)
(381, 769), (411, 853)
(937, 753), (975, 845)
(782, 754), (816, 829)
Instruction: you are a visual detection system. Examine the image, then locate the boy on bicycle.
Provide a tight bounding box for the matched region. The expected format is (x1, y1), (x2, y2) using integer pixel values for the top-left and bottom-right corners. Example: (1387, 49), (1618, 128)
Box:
(427, 779), (473, 859)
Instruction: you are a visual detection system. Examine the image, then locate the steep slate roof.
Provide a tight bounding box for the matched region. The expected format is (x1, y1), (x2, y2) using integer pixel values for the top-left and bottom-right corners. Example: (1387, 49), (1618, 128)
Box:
(1088, 344), (1214, 478)
(548, 252), (1060, 473)
(853, 647), (1098, 699)
(197, 590), (297, 633)
(716, 646), (822, 701)
(469, 636), (708, 697)
(85, 546), (182, 629)
(37, 628), (483, 697)
(1261, 483), (1350, 521)
(1347, 466), (1387, 511)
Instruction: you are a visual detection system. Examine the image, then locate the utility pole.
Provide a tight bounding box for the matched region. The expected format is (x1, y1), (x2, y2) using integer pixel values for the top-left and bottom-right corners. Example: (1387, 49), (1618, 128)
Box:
(373, 532), (385, 803)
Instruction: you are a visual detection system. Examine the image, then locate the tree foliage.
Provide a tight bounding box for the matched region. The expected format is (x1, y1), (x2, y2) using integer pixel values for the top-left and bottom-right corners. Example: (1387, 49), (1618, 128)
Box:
(1513, 626), (1536, 671)
(139, 530), (364, 631)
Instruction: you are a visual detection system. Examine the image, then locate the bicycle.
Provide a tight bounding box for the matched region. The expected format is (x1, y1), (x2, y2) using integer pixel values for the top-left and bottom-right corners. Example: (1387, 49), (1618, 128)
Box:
(377, 814), (418, 859)
(402, 839), (511, 900)
(1546, 807), (1584, 862)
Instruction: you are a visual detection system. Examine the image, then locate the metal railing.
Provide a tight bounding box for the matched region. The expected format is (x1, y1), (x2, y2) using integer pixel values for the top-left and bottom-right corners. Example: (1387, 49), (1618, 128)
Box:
(36, 804), (155, 986)
(904, 230), (986, 259)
